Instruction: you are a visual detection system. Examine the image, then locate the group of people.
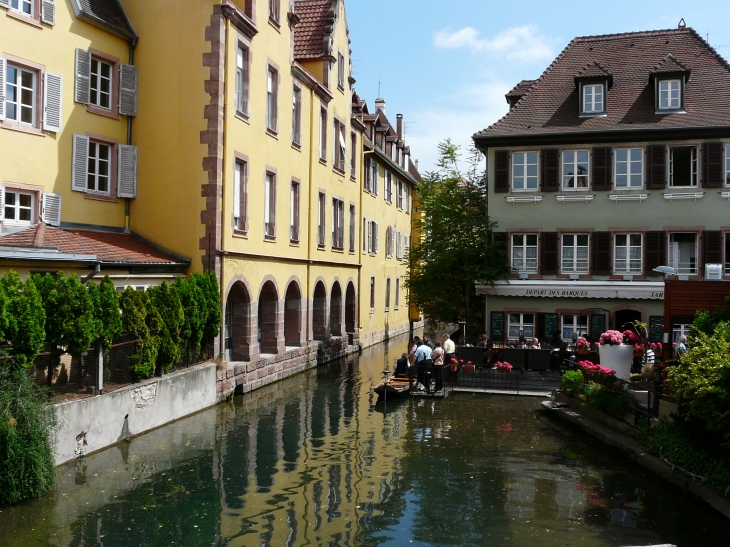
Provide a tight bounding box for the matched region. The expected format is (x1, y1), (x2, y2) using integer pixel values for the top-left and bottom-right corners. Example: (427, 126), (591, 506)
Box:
(393, 334), (456, 392)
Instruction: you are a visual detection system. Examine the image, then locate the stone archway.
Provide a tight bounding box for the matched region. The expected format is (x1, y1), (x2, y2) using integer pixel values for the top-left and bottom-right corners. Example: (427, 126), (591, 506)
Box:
(313, 281), (327, 341)
(258, 281), (279, 354)
(345, 281), (356, 334)
(225, 282), (252, 361)
(284, 282), (302, 346)
(330, 281), (343, 336)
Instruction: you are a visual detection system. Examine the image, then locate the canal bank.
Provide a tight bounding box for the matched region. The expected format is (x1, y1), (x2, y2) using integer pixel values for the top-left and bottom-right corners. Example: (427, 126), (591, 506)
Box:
(541, 401), (730, 520)
(54, 335), (363, 465)
(7, 334), (730, 547)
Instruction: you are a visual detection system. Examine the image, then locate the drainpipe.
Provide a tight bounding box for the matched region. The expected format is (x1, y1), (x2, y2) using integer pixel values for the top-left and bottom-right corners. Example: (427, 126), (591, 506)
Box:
(125, 37), (138, 235)
(219, 19), (230, 358)
(305, 87), (315, 345)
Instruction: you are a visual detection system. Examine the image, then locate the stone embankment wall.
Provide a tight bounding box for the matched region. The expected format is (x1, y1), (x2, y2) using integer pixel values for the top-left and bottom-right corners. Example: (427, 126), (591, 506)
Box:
(216, 335), (358, 401)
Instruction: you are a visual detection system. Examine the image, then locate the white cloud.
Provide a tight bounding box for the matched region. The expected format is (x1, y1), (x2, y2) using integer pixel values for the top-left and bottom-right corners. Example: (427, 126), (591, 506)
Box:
(433, 25), (556, 63)
(404, 79), (510, 174)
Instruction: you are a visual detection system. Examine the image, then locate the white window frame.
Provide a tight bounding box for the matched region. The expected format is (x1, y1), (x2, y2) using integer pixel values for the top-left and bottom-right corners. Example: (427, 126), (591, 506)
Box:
(508, 313), (534, 341)
(89, 57), (112, 110)
(614, 148), (643, 189)
(581, 83), (604, 114)
(317, 192), (326, 247)
(725, 232), (730, 275)
(512, 151), (539, 191)
(668, 232), (698, 276)
(235, 45), (249, 116)
(332, 197), (344, 250)
(658, 79), (681, 111)
(562, 150), (590, 190)
(561, 233), (589, 274)
(672, 323), (691, 343)
(395, 277), (400, 307)
(561, 314), (588, 340)
(613, 233), (643, 274)
(266, 67), (278, 133)
(369, 276), (376, 310)
(5, 64), (36, 127)
(669, 146), (698, 188)
(3, 189), (34, 225)
(87, 140), (112, 194)
(10, 0), (33, 17)
(385, 277), (391, 311)
(337, 52), (345, 90)
(511, 233), (538, 273)
(264, 172), (276, 238)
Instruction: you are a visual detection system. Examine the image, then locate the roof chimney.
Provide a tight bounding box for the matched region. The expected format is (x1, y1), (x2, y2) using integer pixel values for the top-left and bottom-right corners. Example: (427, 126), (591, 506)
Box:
(415, 159), (419, 171)
(396, 113), (403, 140)
(374, 97), (386, 115)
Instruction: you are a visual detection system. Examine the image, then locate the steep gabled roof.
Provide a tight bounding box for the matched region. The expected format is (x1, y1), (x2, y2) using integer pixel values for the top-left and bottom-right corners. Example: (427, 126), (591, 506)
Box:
(575, 60), (612, 79)
(506, 80), (535, 98)
(652, 53), (690, 74)
(293, 0), (333, 61)
(474, 28), (730, 142)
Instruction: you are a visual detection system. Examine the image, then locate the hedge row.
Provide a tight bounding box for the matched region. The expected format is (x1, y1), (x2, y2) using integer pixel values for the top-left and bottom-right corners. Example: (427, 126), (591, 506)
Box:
(0, 271), (221, 379)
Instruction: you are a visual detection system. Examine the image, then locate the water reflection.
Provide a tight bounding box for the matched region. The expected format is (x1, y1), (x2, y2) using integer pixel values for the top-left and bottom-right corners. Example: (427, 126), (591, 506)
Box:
(1, 335), (729, 546)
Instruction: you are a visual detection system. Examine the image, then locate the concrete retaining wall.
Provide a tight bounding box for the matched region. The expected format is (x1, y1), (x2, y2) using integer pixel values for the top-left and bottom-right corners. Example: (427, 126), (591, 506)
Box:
(53, 362), (217, 465)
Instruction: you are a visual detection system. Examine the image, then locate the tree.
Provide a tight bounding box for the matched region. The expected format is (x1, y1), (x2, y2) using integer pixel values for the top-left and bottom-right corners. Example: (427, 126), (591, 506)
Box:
(404, 140), (509, 335)
(1, 273), (45, 369)
(87, 275), (123, 350)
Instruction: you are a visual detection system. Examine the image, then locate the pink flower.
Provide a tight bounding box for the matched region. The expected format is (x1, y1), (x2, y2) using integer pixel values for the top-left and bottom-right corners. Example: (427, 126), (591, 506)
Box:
(600, 330), (625, 345)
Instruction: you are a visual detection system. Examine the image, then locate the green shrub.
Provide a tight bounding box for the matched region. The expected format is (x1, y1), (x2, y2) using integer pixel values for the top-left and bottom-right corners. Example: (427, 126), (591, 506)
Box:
(175, 276), (203, 355)
(0, 365), (56, 505)
(0, 273), (46, 369)
(667, 321), (730, 448)
(87, 276), (122, 350)
(119, 288), (157, 379)
(189, 272), (221, 352)
(147, 282), (184, 372)
(584, 382), (633, 419)
(561, 370), (584, 393)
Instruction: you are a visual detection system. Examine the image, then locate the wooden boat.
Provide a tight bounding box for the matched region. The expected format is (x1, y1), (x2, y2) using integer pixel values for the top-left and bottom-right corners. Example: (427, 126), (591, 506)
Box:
(373, 376), (412, 399)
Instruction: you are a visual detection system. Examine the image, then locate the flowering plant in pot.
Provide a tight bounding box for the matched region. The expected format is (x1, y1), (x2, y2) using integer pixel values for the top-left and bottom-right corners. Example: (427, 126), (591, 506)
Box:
(633, 343), (644, 357)
(449, 358), (459, 372)
(463, 360), (475, 372)
(623, 329), (641, 345)
(576, 337), (590, 353)
(597, 330), (633, 380)
(495, 361), (513, 373)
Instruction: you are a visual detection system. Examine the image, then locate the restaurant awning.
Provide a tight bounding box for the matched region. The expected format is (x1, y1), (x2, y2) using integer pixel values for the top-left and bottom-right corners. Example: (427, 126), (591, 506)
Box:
(475, 280), (665, 300)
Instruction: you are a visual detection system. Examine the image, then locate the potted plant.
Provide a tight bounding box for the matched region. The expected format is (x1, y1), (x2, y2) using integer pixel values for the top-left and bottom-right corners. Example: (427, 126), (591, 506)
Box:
(495, 361), (513, 373)
(597, 330), (633, 380)
(633, 343), (644, 357)
(449, 357), (459, 373)
(462, 360), (475, 372)
(576, 337), (590, 355)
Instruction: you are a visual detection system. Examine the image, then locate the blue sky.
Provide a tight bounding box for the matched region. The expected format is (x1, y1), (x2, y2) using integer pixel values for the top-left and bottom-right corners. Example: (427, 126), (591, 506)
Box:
(346, 0), (730, 172)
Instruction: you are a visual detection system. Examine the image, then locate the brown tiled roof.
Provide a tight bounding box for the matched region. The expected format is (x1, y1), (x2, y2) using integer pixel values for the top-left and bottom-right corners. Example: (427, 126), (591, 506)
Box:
(293, 0), (332, 61)
(575, 60), (611, 79)
(79, 0), (136, 39)
(506, 80), (535, 97)
(0, 226), (186, 265)
(652, 53), (690, 74)
(475, 28), (730, 140)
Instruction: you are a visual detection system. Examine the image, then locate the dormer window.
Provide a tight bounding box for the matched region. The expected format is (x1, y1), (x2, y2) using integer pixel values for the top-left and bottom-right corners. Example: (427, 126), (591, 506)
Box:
(582, 84), (604, 114)
(658, 79), (682, 110)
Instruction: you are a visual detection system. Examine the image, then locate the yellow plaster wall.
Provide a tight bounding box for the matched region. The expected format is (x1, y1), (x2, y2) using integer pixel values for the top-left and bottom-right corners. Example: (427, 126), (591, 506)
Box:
(0, 0), (130, 228)
(119, 0), (213, 268)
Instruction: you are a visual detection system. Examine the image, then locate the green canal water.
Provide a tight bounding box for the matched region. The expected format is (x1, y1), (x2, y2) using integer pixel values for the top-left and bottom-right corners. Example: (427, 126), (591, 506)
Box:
(1, 334), (729, 547)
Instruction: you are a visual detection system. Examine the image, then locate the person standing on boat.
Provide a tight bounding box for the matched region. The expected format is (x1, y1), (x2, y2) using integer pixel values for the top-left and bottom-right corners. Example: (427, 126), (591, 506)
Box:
(423, 336), (435, 350)
(432, 342), (445, 392)
(413, 339), (433, 389)
(443, 334), (456, 366)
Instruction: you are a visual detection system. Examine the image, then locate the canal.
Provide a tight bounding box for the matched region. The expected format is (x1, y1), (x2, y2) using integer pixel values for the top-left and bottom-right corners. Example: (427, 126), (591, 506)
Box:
(1, 334), (729, 547)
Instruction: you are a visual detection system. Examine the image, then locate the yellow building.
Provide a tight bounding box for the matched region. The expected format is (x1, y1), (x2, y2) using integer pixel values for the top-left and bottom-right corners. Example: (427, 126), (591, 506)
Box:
(0, 0), (189, 284)
(1, 0), (422, 393)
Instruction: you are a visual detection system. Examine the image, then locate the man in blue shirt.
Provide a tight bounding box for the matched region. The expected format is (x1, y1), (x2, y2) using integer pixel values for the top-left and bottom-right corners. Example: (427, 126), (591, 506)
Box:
(413, 341), (433, 390)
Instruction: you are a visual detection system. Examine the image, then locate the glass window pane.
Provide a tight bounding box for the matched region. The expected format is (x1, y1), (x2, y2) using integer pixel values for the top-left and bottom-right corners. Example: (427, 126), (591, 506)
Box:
(19, 194), (31, 207)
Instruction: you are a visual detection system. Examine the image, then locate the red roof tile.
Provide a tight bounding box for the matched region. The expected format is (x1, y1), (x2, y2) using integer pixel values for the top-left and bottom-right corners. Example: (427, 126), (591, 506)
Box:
(475, 28), (730, 141)
(293, 0), (332, 61)
(0, 226), (186, 265)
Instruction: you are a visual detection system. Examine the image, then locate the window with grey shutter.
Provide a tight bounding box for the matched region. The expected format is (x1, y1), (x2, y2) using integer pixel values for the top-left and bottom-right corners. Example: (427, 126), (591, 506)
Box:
(592, 232), (612, 275)
(75, 49), (91, 104)
(41, 0), (55, 25)
(117, 145), (137, 198)
(43, 72), (62, 132)
(119, 64), (138, 116)
(0, 187), (4, 221)
(42, 193), (62, 226)
(540, 149), (560, 191)
(703, 230), (723, 266)
(645, 231), (666, 274)
(591, 147), (611, 191)
(0, 58), (5, 121)
(0, 0), (8, 8)
(541, 232), (558, 275)
(72, 134), (89, 192)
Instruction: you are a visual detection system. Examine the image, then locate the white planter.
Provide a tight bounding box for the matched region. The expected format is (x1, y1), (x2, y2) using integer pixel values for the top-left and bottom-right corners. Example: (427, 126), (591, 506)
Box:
(598, 344), (633, 381)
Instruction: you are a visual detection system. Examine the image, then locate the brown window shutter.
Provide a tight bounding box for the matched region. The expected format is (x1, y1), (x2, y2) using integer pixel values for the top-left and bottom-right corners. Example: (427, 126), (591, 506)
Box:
(703, 230), (722, 266)
(591, 147), (611, 191)
(541, 232), (558, 275)
(494, 150), (510, 193)
(535, 313), (546, 342)
(592, 232), (611, 275)
(702, 143), (724, 188)
(645, 231), (666, 275)
(492, 231), (508, 253)
(646, 145), (666, 189)
(541, 149), (559, 192)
